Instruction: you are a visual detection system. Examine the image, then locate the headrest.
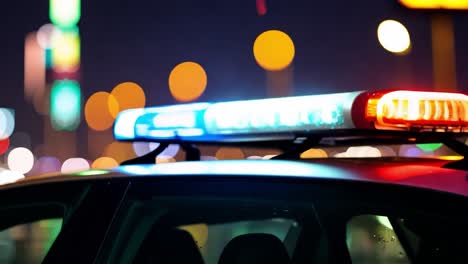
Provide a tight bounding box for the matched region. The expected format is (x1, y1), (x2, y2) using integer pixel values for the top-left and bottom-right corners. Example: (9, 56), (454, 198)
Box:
(218, 233), (290, 264)
(133, 228), (204, 264)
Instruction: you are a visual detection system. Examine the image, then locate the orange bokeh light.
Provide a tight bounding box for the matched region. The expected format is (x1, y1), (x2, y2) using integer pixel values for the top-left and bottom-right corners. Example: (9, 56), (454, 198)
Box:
(300, 148), (328, 158)
(104, 142), (135, 163)
(92, 156), (119, 169)
(400, 0), (468, 9)
(215, 147), (245, 160)
(110, 82), (146, 117)
(169, 62), (207, 102)
(24, 32), (46, 102)
(253, 30), (295, 71)
(85, 91), (119, 131)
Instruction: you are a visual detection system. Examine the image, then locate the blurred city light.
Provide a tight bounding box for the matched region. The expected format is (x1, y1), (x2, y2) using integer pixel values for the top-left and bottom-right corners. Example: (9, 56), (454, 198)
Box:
(376, 146), (397, 157)
(377, 20), (411, 54)
(51, 28), (80, 72)
(262, 154), (276, 159)
(256, 0), (267, 15)
(335, 146), (382, 158)
(110, 82), (146, 117)
(169, 62), (207, 102)
(416, 143), (443, 152)
(399, 0), (468, 9)
(37, 24), (59, 49)
(253, 30), (295, 71)
(0, 138), (9, 155)
(7, 147), (34, 174)
(24, 32), (46, 102)
(399, 145), (429, 157)
(0, 108), (15, 140)
(215, 147), (245, 160)
(201, 156), (217, 161)
(49, 0), (81, 29)
(33, 156), (61, 174)
(91, 157), (118, 169)
(300, 148), (328, 158)
(50, 80), (81, 131)
(132, 142), (152, 156)
(104, 142), (136, 163)
(85, 91), (119, 131)
(61, 158), (89, 173)
(75, 169), (109, 176)
(149, 143), (180, 158)
(156, 156), (176, 163)
(0, 169), (25, 185)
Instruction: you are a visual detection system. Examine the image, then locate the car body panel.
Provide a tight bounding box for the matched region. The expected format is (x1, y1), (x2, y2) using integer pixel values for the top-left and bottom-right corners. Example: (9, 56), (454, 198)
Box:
(3, 158), (466, 197)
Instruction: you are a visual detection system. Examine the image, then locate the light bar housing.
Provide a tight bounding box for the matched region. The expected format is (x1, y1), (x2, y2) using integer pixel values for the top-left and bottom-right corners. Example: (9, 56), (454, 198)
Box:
(114, 90), (468, 142)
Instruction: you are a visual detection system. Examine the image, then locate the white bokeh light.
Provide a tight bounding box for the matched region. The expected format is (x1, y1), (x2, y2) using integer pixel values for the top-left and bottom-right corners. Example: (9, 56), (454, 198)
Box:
(377, 20), (411, 54)
(149, 143), (180, 158)
(334, 146), (382, 158)
(0, 169), (25, 185)
(7, 147), (34, 174)
(36, 24), (60, 49)
(61, 158), (90, 173)
(133, 142), (151, 156)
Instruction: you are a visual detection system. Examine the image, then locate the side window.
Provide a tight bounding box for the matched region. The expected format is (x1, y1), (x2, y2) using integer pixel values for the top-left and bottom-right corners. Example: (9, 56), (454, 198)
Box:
(0, 218), (62, 264)
(346, 215), (410, 263)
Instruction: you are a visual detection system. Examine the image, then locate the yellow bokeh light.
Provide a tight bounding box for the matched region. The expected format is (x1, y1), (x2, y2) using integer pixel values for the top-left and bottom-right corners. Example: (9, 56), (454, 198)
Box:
(300, 148), (328, 158)
(215, 147), (245, 160)
(104, 142), (135, 163)
(110, 82), (146, 117)
(377, 20), (411, 54)
(253, 30), (295, 71)
(92, 156), (119, 169)
(85, 92), (119, 131)
(400, 0), (468, 9)
(169, 62), (207, 102)
(51, 28), (80, 72)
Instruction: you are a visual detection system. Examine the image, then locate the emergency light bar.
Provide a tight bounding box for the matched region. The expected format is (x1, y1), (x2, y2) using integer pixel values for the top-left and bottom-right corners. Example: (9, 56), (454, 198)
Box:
(114, 90), (468, 142)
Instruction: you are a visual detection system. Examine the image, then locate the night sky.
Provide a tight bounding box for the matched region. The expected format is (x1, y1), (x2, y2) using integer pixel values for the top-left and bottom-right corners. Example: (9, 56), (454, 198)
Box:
(1, 0), (468, 154)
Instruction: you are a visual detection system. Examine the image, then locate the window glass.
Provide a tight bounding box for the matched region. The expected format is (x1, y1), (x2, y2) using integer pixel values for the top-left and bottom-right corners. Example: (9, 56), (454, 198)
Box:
(179, 218), (296, 264)
(0, 218), (62, 264)
(103, 197), (306, 264)
(347, 215), (410, 263)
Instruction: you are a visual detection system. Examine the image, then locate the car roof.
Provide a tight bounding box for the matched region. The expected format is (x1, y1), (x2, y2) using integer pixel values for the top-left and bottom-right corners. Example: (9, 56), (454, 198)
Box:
(3, 158), (467, 197)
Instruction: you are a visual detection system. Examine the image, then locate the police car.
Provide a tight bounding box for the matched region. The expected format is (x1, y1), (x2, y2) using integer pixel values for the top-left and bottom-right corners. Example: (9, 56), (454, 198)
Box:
(0, 90), (466, 263)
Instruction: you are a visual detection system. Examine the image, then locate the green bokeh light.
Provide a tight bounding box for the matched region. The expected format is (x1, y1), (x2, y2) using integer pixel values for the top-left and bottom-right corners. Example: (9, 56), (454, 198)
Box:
(50, 80), (81, 131)
(74, 169), (110, 176)
(49, 0), (81, 29)
(416, 143), (443, 152)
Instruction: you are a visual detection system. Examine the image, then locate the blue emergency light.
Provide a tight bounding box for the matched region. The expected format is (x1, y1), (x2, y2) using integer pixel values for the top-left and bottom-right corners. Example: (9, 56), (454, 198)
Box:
(113, 90), (468, 142)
